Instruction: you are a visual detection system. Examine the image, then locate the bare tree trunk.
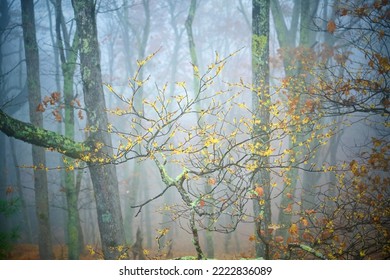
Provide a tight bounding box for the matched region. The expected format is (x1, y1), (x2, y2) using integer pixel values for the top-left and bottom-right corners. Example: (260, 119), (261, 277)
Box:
(20, 0), (54, 259)
(185, 0), (213, 258)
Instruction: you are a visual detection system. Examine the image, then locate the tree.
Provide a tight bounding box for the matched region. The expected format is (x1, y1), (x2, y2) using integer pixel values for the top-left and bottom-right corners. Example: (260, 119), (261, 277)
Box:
(50, 0), (82, 260)
(71, 0), (125, 259)
(251, 0), (271, 259)
(2, 0), (387, 261)
(20, 0), (54, 259)
(291, 0), (390, 260)
(185, 0), (215, 259)
(270, 0), (322, 242)
(268, 0), (390, 260)
(0, 0), (128, 260)
(108, 51), (252, 259)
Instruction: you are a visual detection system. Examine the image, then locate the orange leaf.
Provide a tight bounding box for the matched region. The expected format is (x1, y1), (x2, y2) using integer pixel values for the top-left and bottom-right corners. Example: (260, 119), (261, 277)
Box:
(248, 235), (256, 242)
(51, 91), (61, 102)
(199, 200), (205, 207)
(283, 203), (292, 214)
(52, 110), (62, 122)
(207, 177), (217, 186)
(327, 20), (336, 34)
(302, 231), (314, 242)
(43, 96), (51, 106)
(300, 218), (309, 227)
(36, 103), (45, 112)
(75, 98), (81, 107)
(275, 235), (284, 243)
(321, 229), (332, 239)
(5, 186), (13, 195)
(305, 209), (316, 215)
(78, 109), (84, 120)
(255, 186), (264, 197)
(286, 192), (293, 199)
(340, 8), (348, 16)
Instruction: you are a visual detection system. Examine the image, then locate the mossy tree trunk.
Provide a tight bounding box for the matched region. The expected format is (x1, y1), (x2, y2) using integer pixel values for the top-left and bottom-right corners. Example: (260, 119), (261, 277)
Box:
(71, 0), (125, 259)
(20, 0), (54, 260)
(251, 0), (271, 259)
(4, 0), (124, 257)
(52, 0), (82, 259)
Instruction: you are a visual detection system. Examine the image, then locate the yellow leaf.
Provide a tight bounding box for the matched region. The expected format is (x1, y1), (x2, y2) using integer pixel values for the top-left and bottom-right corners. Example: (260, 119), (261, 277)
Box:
(192, 64), (199, 75)
(205, 136), (220, 147)
(288, 223), (298, 235)
(105, 83), (114, 92)
(176, 81), (186, 88)
(137, 59), (146, 67)
(237, 102), (248, 109)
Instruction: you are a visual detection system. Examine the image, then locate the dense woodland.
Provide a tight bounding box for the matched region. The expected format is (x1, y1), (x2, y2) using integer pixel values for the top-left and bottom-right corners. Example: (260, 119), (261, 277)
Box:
(0, 0), (389, 260)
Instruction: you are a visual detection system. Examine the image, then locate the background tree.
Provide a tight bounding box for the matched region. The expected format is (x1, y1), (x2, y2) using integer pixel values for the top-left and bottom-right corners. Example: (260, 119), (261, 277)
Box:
(184, 0), (215, 259)
(20, 0), (53, 259)
(49, 0), (83, 259)
(0, 0), (388, 260)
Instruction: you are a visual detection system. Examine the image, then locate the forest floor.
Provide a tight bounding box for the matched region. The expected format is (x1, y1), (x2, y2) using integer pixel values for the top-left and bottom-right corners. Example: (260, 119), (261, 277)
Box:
(6, 243), (255, 260)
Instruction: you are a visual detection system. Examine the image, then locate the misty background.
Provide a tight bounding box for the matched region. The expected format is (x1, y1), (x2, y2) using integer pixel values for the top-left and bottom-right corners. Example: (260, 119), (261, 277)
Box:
(0, 0), (388, 260)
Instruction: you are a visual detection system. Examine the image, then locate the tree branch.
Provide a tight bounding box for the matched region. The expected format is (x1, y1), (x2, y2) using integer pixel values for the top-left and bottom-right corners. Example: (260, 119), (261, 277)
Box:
(0, 109), (90, 159)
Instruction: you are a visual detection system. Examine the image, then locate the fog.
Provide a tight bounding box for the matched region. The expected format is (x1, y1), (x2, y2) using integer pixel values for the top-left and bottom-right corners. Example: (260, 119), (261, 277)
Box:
(0, 0), (388, 260)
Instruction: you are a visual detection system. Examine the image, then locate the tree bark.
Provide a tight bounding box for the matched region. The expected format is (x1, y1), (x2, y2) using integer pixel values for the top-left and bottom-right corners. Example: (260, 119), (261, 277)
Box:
(52, 0), (82, 259)
(71, 0), (125, 259)
(252, 0), (271, 259)
(20, 0), (54, 259)
(185, 0), (214, 258)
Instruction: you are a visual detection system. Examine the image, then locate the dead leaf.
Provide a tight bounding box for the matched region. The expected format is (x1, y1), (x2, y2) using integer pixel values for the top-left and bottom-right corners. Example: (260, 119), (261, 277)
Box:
(51, 91), (61, 102)
(52, 110), (62, 122)
(327, 20), (336, 34)
(207, 177), (217, 186)
(283, 203), (293, 214)
(255, 186), (264, 197)
(305, 209), (316, 215)
(5, 186), (13, 195)
(36, 103), (45, 112)
(300, 218), (309, 227)
(78, 109), (84, 120)
(275, 235), (284, 243)
(43, 96), (51, 106)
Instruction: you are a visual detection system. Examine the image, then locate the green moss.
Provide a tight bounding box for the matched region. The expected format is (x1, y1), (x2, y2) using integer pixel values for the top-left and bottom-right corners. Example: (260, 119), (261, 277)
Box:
(82, 38), (89, 52)
(252, 34), (267, 66)
(102, 211), (112, 223)
(174, 256), (199, 260)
